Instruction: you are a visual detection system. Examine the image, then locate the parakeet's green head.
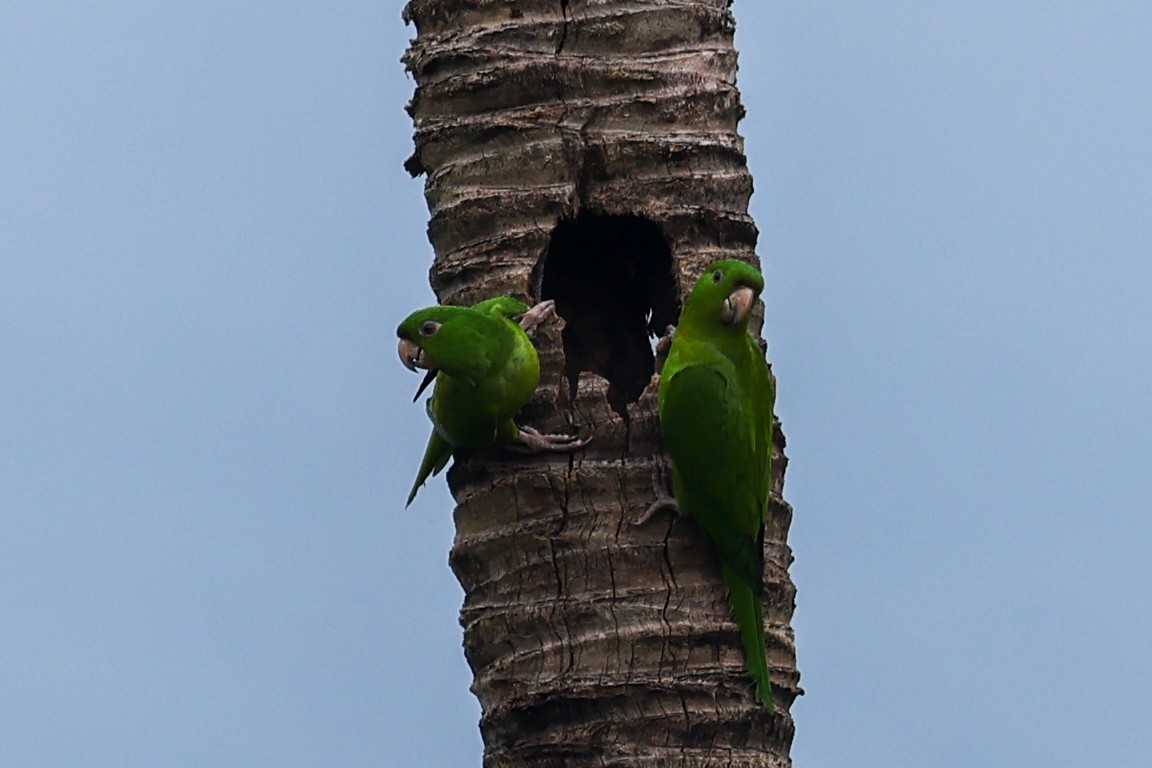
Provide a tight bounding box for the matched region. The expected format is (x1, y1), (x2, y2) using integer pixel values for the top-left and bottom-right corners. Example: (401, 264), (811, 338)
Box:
(397, 306), (450, 371)
(681, 259), (764, 330)
(397, 305), (510, 400)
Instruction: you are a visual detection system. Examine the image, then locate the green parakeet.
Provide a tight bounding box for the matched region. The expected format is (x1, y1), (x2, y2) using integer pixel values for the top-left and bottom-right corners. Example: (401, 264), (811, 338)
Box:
(657, 259), (775, 710)
(397, 297), (586, 507)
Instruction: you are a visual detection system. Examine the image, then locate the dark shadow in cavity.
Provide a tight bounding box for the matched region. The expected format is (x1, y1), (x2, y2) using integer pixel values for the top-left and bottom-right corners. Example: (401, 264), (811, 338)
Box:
(536, 213), (679, 418)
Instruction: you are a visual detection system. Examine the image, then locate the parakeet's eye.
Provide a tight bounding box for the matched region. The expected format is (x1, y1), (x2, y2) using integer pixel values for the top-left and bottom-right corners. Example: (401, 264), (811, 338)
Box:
(712, 269), (723, 283)
(419, 321), (441, 337)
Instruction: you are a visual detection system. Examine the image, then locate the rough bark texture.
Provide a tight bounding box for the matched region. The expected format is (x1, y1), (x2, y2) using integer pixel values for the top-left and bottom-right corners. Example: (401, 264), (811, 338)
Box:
(402, 2), (800, 765)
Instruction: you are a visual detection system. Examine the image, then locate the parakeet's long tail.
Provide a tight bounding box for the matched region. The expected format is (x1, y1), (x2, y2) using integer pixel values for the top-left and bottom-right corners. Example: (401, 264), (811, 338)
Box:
(406, 431), (452, 507)
(722, 562), (774, 711)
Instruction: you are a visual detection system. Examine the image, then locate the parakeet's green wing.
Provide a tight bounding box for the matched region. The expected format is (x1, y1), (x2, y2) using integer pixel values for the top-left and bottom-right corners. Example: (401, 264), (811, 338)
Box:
(660, 358), (773, 709)
(745, 335), (776, 523)
(472, 296), (530, 318)
(660, 363), (765, 591)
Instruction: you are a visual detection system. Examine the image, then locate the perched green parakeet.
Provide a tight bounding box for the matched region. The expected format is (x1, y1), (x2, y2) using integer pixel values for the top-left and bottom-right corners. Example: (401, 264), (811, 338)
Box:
(397, 296), (585, 507)
(657, 259), (775, 710)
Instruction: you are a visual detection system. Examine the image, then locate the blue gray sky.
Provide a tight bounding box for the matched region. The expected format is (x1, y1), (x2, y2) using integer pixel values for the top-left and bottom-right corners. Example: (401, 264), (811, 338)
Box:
(3, 2), (1149, 766)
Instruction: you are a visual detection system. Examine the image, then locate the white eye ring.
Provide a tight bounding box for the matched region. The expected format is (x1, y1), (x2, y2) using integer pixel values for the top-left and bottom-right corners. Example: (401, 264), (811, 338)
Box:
(419, 321), (441, 337)
(711, 269), (723, 283)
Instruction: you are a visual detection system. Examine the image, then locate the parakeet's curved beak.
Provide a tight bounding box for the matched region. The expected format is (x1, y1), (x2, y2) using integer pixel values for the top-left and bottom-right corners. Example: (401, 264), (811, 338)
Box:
(398, 338), (440, 402)
(720, 286), (756, 326)
(398, 338), (429, 372)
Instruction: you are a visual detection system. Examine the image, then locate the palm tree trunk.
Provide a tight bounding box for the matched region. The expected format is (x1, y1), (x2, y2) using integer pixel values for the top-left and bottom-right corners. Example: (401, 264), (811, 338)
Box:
(402, 1), (800, 765)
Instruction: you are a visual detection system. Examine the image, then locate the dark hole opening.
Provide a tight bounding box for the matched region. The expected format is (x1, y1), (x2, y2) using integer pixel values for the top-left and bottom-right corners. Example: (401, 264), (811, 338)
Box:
(538, 213), (679, 418)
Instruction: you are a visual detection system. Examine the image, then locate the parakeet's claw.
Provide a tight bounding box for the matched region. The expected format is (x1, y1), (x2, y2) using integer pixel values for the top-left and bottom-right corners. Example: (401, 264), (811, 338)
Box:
(757, 336), (769, 356)
(634, 497), (679, 526)
(633, 460), (678, 525)
(654, 324), (677, 374)
(510, 424), (591, 453)
(515, 300), (557, 337)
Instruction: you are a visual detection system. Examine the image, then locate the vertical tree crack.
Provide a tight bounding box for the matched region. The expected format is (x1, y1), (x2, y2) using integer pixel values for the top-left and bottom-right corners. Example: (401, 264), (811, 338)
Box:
(556, 0), (570, 54)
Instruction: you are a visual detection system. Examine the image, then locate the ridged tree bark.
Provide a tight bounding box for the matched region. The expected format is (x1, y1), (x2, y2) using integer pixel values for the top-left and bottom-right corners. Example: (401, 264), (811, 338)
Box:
(402, 2), (800, 766)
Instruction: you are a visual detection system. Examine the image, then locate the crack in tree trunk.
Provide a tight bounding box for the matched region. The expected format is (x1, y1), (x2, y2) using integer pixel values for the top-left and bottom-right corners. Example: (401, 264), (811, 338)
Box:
(556, 0), (570, 55)
(403, 1), (800, 765)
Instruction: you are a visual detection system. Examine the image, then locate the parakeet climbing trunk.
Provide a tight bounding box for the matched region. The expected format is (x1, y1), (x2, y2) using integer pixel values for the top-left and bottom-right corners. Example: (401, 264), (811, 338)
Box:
(402, 1), (800, 765)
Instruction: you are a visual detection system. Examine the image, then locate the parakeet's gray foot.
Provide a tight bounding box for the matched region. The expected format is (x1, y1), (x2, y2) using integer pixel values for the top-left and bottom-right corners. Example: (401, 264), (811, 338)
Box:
(654, 324), (676, 374)
(516, 300), (557, 336)
(510, 424), (590, 453)
(634, 461), (678, 525)
(634, 497), (679, 526)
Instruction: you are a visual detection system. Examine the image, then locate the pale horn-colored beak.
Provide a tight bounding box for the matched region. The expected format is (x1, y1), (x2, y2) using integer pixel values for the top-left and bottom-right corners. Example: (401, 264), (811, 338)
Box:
(720, 286), (756, 326)
(398, 338), (424, 372)
(398, 338), (439, 401)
